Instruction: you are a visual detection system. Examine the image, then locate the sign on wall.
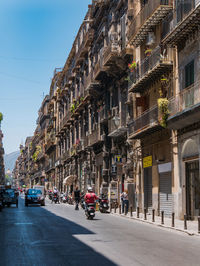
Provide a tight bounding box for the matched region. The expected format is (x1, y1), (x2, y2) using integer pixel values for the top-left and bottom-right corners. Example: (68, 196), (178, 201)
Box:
(143, 156), (152, 168)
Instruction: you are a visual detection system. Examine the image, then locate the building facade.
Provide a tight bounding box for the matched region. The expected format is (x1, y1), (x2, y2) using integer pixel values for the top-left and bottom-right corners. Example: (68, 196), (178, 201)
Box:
(14, 0), (200, 220)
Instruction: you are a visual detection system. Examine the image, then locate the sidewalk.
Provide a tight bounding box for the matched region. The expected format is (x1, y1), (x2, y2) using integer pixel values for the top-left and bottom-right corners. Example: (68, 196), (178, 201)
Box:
(110, 208), (200, 236)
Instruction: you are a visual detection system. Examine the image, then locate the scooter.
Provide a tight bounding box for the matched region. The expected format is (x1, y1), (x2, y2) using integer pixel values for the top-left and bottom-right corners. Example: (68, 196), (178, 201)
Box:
(80, 198), (85, 209)
(51, 194), (59, 204)
(99, 198), (109, 213)
(85, 203), (95, 220)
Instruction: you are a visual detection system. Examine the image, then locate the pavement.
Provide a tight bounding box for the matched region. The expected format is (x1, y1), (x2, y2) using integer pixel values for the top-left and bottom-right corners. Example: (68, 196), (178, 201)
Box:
(1, 196), (200, 266)
(110, 207), (200, 236)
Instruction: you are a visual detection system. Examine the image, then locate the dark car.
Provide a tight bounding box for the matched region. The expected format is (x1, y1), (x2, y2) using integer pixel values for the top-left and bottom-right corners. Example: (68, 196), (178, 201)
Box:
(25, 189), (45, 207)
(3, 189), (18, 208)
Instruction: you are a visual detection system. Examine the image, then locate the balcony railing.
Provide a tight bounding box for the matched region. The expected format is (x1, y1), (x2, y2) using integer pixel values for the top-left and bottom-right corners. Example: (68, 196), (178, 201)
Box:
(88, 127), (101, 146)
(103, 39), (119, 66)
(128, 46), (173, 92)
(162, 0), (200, 45)
(169, 81), (200, 118)
(128, 0), (173, 46)
(129, 105), (159, 138)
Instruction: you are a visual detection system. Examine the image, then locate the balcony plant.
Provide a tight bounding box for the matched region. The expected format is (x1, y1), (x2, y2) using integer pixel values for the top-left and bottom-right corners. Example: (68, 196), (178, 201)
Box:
(32, 145), (42, 162)
(128, 61), (136, 72)
(158, 98), (169, 128)
(145, 48), (152, 57)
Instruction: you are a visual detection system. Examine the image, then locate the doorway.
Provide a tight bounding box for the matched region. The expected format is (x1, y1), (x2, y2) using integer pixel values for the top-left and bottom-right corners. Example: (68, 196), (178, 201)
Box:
(186, 160), (200, 220)
(144, 167), (152, 211)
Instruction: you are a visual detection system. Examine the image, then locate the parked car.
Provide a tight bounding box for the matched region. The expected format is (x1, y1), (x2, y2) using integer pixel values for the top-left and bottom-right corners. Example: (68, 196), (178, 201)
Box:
(3, 188), (18, 208)
(25, 189), (45, 207)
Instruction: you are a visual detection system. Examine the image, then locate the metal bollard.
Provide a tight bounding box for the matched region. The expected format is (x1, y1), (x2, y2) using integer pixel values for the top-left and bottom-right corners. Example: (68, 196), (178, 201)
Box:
(198, 216), (200, 234)
(137, 206), (139, 218)
(119, 204), (121, 214)
(130, 206), (133, 217)
(144, 208), (147, 220)
(172, 212), (175, 227)
(161, 211), (164, 225)
(114, 204), (116, 213)
(184, 214), (187, 230)
(152, 209), (155, 222)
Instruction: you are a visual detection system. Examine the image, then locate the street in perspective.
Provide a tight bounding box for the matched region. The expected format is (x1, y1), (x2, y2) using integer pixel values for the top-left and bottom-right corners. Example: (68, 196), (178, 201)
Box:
(1, 0), (200, 265)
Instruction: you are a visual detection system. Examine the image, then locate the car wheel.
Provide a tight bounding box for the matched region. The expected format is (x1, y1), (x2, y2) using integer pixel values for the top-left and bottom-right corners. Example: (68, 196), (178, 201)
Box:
(25, 202), (28, 207)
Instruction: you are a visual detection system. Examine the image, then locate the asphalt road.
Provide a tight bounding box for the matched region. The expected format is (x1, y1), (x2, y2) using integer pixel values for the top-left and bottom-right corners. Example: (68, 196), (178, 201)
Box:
(1, 196), (200, 266)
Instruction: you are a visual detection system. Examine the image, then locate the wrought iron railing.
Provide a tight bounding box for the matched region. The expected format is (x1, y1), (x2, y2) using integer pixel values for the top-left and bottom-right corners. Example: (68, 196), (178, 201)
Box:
(168, 81), (200, 117)
(128, 0), (173, 41)
(128, 46), (172, 90)
(129, 106), (159, 136)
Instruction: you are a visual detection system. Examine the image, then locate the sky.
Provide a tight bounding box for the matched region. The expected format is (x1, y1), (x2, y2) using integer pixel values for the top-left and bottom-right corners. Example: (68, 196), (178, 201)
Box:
(0, 0), (91, 154)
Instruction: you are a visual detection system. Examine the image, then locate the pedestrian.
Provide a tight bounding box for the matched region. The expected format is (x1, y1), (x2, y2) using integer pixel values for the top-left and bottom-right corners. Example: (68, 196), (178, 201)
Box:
(73, 186), (80, 210)
(121, 190), (129, 214)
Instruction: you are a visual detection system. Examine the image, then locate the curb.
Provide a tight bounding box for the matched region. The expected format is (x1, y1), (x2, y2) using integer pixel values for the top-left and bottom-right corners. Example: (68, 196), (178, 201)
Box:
(110, 212), (199, 237)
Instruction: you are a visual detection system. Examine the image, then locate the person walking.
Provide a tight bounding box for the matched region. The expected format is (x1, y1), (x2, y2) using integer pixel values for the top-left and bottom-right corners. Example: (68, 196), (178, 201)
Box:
(121, 190), (129, 214)
(73, 187), (81, 210)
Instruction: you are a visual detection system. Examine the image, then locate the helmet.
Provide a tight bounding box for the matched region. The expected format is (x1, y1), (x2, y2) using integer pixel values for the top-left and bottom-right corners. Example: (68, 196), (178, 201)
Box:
(88, 187), (93, 192)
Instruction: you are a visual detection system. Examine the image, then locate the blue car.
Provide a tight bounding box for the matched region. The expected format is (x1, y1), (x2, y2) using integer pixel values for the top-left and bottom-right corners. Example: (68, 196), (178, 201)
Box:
(25, 189), (45, 207)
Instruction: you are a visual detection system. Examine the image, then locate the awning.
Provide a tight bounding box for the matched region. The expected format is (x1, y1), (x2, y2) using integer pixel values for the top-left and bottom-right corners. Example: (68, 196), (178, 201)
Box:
(63, 175), (75, 185)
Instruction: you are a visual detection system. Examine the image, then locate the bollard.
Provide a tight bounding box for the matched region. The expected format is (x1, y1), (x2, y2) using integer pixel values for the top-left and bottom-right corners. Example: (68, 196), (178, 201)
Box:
(172, 212), (175, 227)
(137, 206), (139, 218)
(161, 211), (164, 225)
(152, 209), (155, 222)
(130, 206), (133, 217)
(198, 216), (200, 234)
(184, 214), (187, 230)
(114, 204), (116, 213)
(144, 208), (147, 220)
(119, 204), (121, 214)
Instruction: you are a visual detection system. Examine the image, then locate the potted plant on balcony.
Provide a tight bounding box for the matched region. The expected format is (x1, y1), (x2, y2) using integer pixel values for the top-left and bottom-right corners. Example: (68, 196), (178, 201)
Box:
(158, 98), (170, 128)
(128, 60), (136, 72)
(145, 48), (152, 57)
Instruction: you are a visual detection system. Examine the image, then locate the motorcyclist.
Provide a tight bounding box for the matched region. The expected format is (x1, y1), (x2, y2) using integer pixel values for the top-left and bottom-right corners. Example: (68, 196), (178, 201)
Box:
(52, 187), (59, 203)
(84, 187), (98, 209)
(73, 186), (80, 210)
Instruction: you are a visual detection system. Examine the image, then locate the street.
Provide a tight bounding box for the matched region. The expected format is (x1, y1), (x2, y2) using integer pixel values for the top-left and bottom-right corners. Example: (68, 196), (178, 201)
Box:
(1, 197), (200, 266)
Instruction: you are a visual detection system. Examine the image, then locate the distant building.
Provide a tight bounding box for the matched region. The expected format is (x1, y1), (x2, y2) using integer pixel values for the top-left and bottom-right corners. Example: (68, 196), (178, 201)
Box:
(0, 130), (5, 185)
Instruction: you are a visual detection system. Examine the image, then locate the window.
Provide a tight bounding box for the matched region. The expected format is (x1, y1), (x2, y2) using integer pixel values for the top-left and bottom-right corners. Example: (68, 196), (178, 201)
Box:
(185, 60), (194, 88)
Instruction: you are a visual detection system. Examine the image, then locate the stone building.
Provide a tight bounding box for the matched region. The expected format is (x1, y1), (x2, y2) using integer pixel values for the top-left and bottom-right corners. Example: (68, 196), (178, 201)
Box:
(13, 0), (200, 220)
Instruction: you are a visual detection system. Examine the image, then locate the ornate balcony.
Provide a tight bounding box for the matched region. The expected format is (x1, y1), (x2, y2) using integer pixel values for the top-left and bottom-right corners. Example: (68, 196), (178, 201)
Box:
(128, 46), (173, 93)
(162, 0), (200, 46)
(108, 107), (127, 137)
(168, 81), (200, 130)
(103, 37), (119, 67)
(128, 105), (161, 139)
(45, 134), (56, 153)
(128, 0), (173, 46)
(88, 127), (102, 147)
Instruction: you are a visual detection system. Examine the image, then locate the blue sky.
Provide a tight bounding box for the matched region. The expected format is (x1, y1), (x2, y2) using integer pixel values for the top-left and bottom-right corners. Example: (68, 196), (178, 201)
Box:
(0, 0), (91, 154)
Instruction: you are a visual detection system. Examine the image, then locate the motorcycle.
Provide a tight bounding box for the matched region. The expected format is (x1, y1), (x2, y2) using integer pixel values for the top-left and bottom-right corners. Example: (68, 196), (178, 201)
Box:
(51, 194), (59, 204)
(99, 198), (109, 213)
(62, 194), (68, 203)
(80, 198), (85, 209)
(85, 203), (95, 220)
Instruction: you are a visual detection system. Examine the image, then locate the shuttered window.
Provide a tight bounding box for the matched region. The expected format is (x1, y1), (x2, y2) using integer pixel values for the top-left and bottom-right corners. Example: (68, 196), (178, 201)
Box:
(185, 60), (194, 88)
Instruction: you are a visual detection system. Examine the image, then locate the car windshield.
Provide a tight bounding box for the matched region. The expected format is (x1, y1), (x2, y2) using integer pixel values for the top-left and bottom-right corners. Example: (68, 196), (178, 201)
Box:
(5, 189), (15, 197)
(28, 189), (42, 195)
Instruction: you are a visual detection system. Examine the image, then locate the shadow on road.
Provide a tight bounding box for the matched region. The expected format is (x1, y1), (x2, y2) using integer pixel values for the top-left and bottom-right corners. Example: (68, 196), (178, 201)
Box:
(0, 198), (117, 266)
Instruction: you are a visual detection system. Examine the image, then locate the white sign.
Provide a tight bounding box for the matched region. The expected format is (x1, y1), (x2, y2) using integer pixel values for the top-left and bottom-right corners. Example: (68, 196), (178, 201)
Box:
(158, 162), (172, 173)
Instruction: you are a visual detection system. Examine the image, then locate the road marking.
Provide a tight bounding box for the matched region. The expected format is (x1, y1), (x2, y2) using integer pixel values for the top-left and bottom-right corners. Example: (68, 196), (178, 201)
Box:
(14, 222), (33, 225)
